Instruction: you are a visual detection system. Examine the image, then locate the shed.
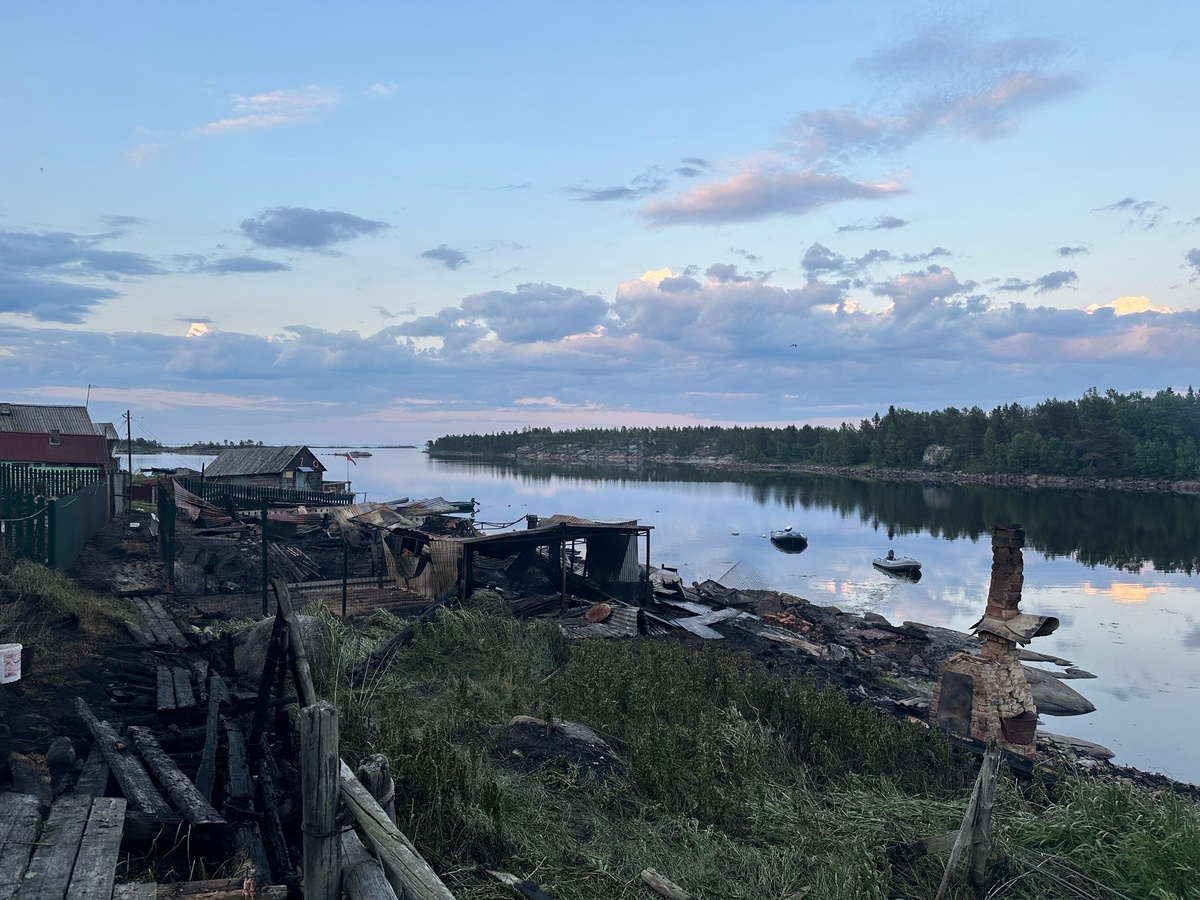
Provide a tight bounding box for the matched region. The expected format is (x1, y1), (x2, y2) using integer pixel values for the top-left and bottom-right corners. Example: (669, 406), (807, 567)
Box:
(463, 516), (651, 604)
(201, 445), (327, 492)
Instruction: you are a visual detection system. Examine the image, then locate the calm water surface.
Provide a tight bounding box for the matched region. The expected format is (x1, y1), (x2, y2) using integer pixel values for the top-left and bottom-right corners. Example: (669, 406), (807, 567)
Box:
(140, 448), (1200, 783)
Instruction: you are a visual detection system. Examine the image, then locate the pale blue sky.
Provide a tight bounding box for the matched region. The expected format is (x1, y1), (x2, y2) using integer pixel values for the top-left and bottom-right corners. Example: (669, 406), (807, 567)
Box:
(2, 1), (1198, 444)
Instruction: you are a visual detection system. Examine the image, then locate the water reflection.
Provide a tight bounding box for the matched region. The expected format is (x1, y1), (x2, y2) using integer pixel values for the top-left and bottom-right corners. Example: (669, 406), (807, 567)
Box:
(431, 456), (1200, 573)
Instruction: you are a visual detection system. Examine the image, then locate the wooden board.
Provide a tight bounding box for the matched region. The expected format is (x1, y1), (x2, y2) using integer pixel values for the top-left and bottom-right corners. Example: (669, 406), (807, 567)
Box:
(0, 793), (42, 900)
(15, 794), (91, 900)
(66, 797), (127, 900)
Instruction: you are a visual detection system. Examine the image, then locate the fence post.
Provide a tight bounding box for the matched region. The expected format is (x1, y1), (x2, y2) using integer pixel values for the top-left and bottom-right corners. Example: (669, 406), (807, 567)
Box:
(47, 498), (57, 569)
(342, 532), (349, 618)
(261, 499), (270, 617)
(301, 701), (341, 900)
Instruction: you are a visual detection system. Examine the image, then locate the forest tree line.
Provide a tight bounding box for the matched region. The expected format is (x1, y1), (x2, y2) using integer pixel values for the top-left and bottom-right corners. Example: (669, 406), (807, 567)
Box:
(427, 387), (1200, 480)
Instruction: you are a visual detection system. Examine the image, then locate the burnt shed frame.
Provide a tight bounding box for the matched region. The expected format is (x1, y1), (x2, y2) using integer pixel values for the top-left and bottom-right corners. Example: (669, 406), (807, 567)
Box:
(458, 521), (653, 606)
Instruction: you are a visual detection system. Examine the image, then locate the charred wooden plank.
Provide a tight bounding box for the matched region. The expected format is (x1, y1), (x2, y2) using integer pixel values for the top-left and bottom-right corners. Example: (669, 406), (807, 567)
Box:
(127, 727), (225, 826)
(134, 599), (170, 645)
(172, 667), (197, 709)
(74, 745), (110, 797)
(233, 823), (273, 891)
(14, 794), (90, 900)
(67, 797), (127, 900)
(223, 719), (254, 812)
(73, 698), (172, 818)
(157, 666), (176, 712)
(254, 737), (295, 887)
(196, 673), (229, 803)
(0, 792), (41, 900)
(147, 598), (190, 648)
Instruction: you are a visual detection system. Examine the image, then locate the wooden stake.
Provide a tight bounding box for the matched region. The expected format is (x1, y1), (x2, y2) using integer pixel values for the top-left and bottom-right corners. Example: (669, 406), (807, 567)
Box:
(301, 702), (341, 900)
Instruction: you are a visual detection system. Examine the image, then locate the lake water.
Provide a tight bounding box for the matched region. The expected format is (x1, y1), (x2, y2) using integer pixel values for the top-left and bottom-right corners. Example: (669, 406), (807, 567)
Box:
(136, 448), (1200, 784)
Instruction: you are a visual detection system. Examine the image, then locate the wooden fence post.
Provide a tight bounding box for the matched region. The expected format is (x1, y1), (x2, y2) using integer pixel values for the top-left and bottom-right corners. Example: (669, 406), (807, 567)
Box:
(301, 702), (341, 900)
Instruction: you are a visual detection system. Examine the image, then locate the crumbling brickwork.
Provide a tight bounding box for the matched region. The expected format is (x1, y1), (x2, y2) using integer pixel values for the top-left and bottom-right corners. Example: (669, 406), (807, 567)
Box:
(930, 524), (1044, 753)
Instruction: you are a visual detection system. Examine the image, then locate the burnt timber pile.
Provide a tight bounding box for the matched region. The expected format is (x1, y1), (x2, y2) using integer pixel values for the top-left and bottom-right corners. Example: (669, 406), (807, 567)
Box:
(2, 496), (1186, 900)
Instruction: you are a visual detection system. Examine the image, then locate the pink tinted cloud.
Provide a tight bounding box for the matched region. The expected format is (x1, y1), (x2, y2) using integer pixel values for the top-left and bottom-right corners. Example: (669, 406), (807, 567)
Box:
(643, 163), (906, 225)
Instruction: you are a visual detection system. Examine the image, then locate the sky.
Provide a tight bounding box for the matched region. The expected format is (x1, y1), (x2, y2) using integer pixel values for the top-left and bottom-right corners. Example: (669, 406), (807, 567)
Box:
(2, 1), (1199, 446)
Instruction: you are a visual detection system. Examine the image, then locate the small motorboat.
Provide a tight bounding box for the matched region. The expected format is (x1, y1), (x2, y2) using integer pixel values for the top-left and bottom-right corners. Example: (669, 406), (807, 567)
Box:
(769, 526), (808, 552)
(873, 553), (922, 578)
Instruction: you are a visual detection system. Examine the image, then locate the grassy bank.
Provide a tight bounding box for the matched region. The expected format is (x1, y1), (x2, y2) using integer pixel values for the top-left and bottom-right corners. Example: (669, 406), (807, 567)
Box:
(322, 597), (1200, 900)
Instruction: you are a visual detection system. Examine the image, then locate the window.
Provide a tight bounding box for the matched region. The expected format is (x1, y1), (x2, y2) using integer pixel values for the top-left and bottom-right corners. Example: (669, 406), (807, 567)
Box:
(49, 429), (61, 445)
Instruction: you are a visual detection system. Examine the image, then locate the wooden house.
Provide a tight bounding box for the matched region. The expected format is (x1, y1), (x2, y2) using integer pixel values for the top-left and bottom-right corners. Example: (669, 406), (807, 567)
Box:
(0, 403), (114, 475)
(201, 445), (328, 492)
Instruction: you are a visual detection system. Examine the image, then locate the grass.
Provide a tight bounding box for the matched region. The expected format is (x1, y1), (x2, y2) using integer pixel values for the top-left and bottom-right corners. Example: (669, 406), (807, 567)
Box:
(312, 597), (1200, 899)
(0, 555), (133, 647)
(0, 555), (136, 699)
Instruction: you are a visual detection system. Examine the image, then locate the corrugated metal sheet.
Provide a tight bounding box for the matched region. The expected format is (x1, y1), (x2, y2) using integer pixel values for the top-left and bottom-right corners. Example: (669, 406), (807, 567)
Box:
(202, 445), (323, 478)
(0, 403), (96, 434)
(94, 422), (120, 441)
(0, 433), (111, 465)
(395, 497), (465, 517)
(542, 513), (637, 527)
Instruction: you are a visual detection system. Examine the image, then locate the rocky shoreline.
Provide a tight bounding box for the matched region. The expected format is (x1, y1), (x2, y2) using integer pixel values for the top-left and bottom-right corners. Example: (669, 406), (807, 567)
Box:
(431, 448), (1200, 495)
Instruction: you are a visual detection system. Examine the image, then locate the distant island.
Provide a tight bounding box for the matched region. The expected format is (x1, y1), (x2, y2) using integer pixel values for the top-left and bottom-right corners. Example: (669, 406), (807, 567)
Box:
(119, 439), (417, 454)
(426, 387), (1200, 488)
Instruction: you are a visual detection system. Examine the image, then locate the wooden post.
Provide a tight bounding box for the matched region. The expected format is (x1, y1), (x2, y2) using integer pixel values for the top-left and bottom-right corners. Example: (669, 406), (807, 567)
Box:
(261, 499), (270, 617)
(969, 741), (1001, 888)
(934, 741), (1001, 900)
(341, 830), (399, 900)
(273, 578), (317, 708)
(301, 702), (341, 900)
(338, 760), (456, 900)
(356, 755), (396, 825)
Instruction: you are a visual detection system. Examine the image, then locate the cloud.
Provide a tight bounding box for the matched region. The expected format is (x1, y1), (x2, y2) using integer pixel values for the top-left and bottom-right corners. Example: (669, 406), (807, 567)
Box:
(674, 157), (711, 178)
(1057, 245), (1088, 257)
(838, 214), (910, 232)
(458, 283), (609, 343)
(872, 264), (973, 317)
(420, 245), (469, 270)
(1084, 296), (1171, 316)
(0, 227), (165, 323)
(643, 164), (906, 225)
(996, 270), (1078, 294)
(901, 247), (950, 263)
(1094, 197), (1167, 230)
(1186, 248), (1200, 282)
(240, 207), (389, 250)
(125, 143), (163, 164)
(196, 86), (337, 135)
(706, 263), (754, 284)
(572, 168), (669, 202)
(645, 28), (1082, 227)
(5, 258), (1200, 444)
(191, 256), (292, 275)
(365, 82), (399, 98)
(0, 273), (120, 324)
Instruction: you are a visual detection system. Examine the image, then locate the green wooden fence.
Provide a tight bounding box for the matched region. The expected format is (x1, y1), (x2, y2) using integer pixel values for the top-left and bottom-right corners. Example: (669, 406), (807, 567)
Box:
(1, 465), (110, 569)
(176, 477), (355, 510)
(0, 464), (102, 498)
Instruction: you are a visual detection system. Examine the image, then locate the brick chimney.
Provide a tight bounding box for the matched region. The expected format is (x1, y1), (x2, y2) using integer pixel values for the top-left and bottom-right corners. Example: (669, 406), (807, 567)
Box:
(929, 524), (1058, 753)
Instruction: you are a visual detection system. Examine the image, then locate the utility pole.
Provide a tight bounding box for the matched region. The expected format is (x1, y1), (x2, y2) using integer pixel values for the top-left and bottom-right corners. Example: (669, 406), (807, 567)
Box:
(125, 410), (133, 511)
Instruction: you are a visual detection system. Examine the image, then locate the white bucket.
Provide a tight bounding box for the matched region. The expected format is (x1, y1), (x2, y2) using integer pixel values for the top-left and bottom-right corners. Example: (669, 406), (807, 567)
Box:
(0, 643), (21, 683)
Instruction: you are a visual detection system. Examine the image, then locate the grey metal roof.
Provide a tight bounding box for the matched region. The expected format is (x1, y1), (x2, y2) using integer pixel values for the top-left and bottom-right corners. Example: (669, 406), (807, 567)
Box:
(0, 403), (97, 435)
(202, 445), (310, 477)
(95, 422), (120, 441)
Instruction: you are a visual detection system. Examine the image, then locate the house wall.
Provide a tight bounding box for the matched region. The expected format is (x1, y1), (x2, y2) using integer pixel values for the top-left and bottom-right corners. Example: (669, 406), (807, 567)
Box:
(0, 432), (111, 467)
